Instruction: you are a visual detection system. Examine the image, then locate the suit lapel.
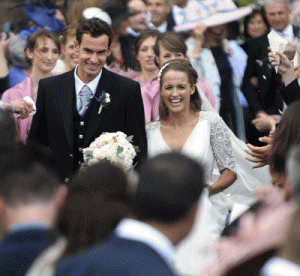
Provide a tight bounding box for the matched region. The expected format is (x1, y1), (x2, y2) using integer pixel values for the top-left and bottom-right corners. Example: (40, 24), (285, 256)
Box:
(167, 11), (176, 31)
(293, 26), (300, 39)
(57, 70), (75, 150)
(84, 68), (112, 147)
(264, 36), (273, 80)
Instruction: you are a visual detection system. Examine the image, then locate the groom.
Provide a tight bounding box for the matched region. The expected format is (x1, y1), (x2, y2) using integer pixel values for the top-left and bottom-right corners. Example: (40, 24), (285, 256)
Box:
(28, 18), (147, 181)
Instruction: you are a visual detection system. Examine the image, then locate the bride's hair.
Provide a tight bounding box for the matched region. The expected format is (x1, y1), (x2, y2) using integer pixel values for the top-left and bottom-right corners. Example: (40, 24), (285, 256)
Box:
(159, 59), (202, 119)
(269, 101), (300, 182)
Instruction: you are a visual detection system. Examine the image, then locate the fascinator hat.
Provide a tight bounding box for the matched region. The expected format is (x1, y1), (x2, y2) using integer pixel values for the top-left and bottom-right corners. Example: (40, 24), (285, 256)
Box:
(23, 2), (65, 33)
(174, 0), (252, 32)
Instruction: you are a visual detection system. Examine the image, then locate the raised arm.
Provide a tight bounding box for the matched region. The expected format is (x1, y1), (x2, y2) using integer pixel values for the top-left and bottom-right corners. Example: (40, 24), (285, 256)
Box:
(268, 49), (300, 105)
(189, 22), (207, 59)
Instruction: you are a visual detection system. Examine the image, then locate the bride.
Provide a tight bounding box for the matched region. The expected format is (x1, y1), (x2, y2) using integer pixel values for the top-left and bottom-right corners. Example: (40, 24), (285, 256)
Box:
(146, 59), (270, 275)
(146, 58), (237, 225)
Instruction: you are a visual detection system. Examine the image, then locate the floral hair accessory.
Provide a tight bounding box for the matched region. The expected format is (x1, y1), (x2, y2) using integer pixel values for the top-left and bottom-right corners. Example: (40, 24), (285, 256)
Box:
(158, 61), (171, 85)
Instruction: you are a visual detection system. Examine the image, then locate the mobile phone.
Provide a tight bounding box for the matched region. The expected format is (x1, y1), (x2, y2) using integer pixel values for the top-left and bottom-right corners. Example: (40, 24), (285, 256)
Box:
(2, 22), (12, 36)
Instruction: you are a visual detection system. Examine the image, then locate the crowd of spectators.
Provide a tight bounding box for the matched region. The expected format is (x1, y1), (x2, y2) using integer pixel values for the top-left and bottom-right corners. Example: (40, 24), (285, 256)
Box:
(0, 0), (300, 275)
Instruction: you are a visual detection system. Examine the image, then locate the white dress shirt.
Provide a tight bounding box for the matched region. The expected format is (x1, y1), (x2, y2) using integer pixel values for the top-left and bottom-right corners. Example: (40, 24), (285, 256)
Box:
(74, 66), (102, 112)
(172, 4), (186, 25)
(115, 218), (175, 267)
(126, 27), (140, 38)
(10, 221), (51, 233)
(271, 24), (295, 43)
(152, 21), (168, 33)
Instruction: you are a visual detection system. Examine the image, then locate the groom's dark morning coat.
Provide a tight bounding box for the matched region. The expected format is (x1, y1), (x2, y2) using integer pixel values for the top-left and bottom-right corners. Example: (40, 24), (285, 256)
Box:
(28, 68), (147, 180)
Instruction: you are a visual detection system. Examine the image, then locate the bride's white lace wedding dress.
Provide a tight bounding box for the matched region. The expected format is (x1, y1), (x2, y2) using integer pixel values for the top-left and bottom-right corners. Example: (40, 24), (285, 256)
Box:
(146, 110), (236, 228)
(146, 110), (271, 275)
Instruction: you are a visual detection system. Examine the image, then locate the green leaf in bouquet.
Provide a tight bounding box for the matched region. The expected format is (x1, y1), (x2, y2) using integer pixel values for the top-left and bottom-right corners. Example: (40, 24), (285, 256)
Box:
(133, 145), (140, 153)
(126, 135), (133, 143)
(117, 146), (124, 157)
(84, 149), (93, 158)
(132, 162), (138, 169)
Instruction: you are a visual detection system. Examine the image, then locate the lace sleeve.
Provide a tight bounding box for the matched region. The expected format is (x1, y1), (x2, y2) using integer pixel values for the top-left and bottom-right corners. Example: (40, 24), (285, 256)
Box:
(206, 112), (237, 173)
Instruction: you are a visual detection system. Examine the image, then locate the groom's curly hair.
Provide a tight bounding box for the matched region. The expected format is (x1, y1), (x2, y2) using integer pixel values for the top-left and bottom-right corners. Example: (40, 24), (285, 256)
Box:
(76, 18), (113, 47)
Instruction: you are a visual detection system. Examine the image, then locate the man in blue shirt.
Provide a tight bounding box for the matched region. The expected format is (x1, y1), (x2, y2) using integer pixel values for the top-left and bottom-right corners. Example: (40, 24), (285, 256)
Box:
(0, 144), (67, 276)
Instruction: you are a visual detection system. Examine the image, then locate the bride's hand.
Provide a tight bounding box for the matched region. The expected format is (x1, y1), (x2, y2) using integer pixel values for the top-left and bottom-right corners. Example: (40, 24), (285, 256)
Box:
(209, 169), (236, 196)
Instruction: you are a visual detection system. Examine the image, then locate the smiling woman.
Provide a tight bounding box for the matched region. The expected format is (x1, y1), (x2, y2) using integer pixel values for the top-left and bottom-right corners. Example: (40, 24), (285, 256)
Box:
(1, 29), (61, 142)
(241, 9), (269, 54)
(159, 67), (200, 121)
(146, 58), (272, 276)
(133, 29), (160, 85)
(53, 24), (79, 74)
(138, 31), (215, 124)
(146, 58), (237, 236)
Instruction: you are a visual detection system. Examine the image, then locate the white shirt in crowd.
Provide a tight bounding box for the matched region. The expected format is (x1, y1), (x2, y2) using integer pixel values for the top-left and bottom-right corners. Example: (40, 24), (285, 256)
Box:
(115, 218), (176, 268)
(271, 24), (295, 43)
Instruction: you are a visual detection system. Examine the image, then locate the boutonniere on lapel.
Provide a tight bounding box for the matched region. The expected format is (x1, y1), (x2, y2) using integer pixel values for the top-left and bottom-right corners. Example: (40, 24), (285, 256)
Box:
(95, 91), (111, 114)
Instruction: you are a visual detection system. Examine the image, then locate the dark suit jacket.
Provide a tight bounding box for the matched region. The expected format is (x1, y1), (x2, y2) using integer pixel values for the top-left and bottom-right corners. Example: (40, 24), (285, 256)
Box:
(242, 26), (300, 117)
(55, 234), (176, 276)
(28, 68), (147, 180)
(0, 228), (56, 276)
(280, 79), (300, 105)
(119, 34), (137, 70)
(166, 10), (190, 39)
(242, 34), (283, 116)
(166, 12), (176, 31)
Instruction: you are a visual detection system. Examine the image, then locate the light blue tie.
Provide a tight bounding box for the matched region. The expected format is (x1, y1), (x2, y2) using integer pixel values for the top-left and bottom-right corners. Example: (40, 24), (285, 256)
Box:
(79, 85), (93, 116)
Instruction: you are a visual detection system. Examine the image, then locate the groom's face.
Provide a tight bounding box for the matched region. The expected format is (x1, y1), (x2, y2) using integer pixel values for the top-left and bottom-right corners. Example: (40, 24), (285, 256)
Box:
(76, 33), (111, 83)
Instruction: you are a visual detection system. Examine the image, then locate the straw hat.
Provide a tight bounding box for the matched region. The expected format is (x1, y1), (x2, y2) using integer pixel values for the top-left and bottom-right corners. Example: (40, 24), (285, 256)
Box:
(174, 0), (252, 32)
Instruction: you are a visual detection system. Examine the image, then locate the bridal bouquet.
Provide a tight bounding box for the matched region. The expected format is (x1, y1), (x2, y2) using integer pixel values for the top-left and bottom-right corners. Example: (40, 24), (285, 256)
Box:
(82, 131), (139, 170)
